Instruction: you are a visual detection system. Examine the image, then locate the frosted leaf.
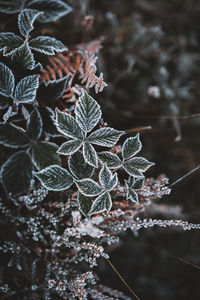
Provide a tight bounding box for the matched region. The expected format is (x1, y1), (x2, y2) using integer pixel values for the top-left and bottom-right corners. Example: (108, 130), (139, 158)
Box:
(55, 108), (84, 140)
(0, 33), (23, 56)
(33, 165), (73, 191)
(27, 0), (72, 23)
(83, 141), (98, 168)
(88, 127), (124, 147)
(0, 123), (30, 148)
(0, 62), (15, 97)
(1, 151), (33, 195)
(18, 9), (42, 37)
(57, 140), (82, 155)
(122, 134), (142, 160)
(75, 90), (102, 132)
(68, 151), (94, 180)
(32, 141), (60, 170)
(14, 74), (40, 103)
(29, 36), (67, 55)
(89, 192), (112, 215)
(75, 179), (102, 196)
(98, 151), (121, 168)
(26, 107), (43, 140)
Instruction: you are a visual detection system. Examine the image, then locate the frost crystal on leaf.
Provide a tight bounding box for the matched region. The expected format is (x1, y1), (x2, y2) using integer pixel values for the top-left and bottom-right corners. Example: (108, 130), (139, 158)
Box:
(14, 74), (40, 103)
(75, 90), (102, 132)
(0, 62), (15, 97)
(18, 9), (42, 37)
(27, 0), (72, 23)
(88, 127), (124, 147)
(0, 33), (23, 56)
(33, 165), (73, 191)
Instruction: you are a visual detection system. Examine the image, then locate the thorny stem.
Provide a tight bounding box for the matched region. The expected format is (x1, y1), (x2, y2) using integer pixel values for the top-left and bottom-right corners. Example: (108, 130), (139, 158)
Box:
(106, 258), (141, 300)
(169, 165), (200, 188)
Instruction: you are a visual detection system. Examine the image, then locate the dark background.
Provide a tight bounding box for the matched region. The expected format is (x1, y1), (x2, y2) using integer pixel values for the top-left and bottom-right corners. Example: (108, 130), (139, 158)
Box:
(67, 0), (200, 299)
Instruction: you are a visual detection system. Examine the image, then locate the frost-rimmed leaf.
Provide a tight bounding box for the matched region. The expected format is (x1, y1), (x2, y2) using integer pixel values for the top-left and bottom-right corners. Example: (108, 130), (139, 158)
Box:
(0, 0), (24, 14)
(32, 141), (60, 170)
(27, 0), (72, 23)
(15, 42), (36, 70)
(40, 106), (58, 137)
(57, 140), (82, 155)
(122, 134), (142, 160)
(78, 193), (94, 217)
(89, 192), (112, 215)
(0, 62), (15, 97)
(18, 9), (42, 37)
(83, 141), (98, 168)
(75, 91), (102, 132)
(126, 188), (139, 204)
(14, 74), (40, 103)
(88, 127), (124, 147)
(99, 164), (112, 189)
(38, 75), (69, 101)
(33, 165), (73, 191)
(75, 179), (102, 196)
(123, 157), (154, 177)
(98, 151), (121, 169)
(106, 173), (118, 191)
(0, 122), (30, 148)
(1, 150), (33, 195)
(26, 107), (42, 140)
(68, 151), (94, 180)
(99, 164), (118, 191)
(55, 108), (84, 140)
(29, 36), (67, 55)
(133, 177), (145, 190)
(0, 33), (23, 56)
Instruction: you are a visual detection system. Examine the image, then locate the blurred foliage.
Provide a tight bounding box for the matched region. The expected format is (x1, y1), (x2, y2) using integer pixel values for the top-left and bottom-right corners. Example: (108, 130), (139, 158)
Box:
(66, 0), (200, 299)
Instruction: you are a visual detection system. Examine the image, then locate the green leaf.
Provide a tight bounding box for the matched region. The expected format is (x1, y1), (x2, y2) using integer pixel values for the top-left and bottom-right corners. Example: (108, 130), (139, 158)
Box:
(68, 151), (94, 180)
(99, 164), (118, 191)
(0, 62), (15, 97)
(99, 164), (112, 190)
(18, 9), (42, 37)
(14, 42), (36, 70)
(89, 192), (112, 215)
(126, 187), (139, 204)
(38, 75), (69, 101)
(39, 106), (59, 137)
(14, 74), (40, 103)
(122, 134), (142, 160)
(75, 90), (102, 132)
(98, 151), (121, 169)
(75, 179), (103, 196)
(123, 157), (154, 177)
(29, 36), (67, 55)
(0, 122), (30, 148)
(1, 151), (33, 195)
(0, 0), (24, 14)
(0, 33), (23, 56)
(55, 108), (84, 140)
(27, 0), (72, 23)
(57, 139), (82, 155)
(78, 193), (94, 217)
(26, 107), (43, 140)
(34, 165), (73, 191)
(133, 177), (145, 190)
(88, 127), (124, 147)
(83, 141), (98, 168)
(32, 141), (60, 170)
